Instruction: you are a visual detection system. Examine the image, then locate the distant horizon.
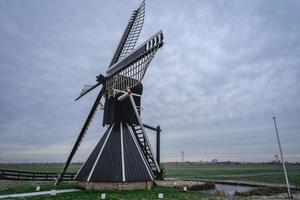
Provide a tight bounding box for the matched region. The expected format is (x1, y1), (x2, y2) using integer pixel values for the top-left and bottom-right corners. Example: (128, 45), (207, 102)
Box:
(1, 160), (300, 164)
(1, 155), (300, 164)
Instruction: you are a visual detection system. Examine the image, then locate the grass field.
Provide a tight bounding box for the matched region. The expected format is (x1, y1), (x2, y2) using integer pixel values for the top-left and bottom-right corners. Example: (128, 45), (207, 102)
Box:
(164, 163), (300, 185)
(0, 163), (299, 199)
(0, 163), (81, 173)
(1, 162), (299, 185)
(0, 181), (75, 195)
(0, 185), (224, 200)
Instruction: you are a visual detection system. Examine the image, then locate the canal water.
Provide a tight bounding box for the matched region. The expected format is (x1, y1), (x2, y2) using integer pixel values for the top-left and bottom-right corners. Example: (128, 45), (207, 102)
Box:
(201, 183), (256, 196)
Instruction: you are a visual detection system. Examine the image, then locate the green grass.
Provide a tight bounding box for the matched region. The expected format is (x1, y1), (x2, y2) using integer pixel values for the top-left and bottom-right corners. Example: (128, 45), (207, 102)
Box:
(1, 163), (300, 185)
(0, 163), (80, 173)
(164, 163), (300, 185)
(1, 163), (299, 199)
(0, 181), (76, 195)
(8, 187), (223, 200)
(0, 180), (222, 199)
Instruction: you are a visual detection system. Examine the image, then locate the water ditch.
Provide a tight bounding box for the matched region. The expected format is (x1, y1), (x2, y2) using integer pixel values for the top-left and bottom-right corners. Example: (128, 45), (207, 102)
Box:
(200, 183), (257, 196)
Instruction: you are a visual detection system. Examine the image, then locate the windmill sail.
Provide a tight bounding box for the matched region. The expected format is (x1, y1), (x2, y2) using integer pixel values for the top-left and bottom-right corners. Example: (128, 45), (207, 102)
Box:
(106, 31), (163, 98)
(109, 1), (145, 67)
(75, 83), (100, 101)
(56, 86), (106, 185)
(80, 85), (96, 95)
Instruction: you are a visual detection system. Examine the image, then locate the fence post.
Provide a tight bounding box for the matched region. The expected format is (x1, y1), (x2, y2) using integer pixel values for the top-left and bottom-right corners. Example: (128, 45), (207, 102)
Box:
(0, 170), (76, 182)
(156, 125), (161, 166)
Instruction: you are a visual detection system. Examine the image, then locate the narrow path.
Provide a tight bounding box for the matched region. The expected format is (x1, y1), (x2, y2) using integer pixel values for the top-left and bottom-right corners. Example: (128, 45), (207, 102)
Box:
(0, 189), (81, 199)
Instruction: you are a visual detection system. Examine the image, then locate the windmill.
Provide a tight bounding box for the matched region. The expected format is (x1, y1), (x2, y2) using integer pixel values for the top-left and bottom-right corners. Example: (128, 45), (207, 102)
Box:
(55, 1), (164, 190)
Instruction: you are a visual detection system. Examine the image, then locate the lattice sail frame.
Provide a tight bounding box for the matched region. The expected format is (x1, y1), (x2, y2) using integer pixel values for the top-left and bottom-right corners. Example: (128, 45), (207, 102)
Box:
(106, 47), (159, 98)
(118, 1), (145, 61)
(80, 85), (94, 96)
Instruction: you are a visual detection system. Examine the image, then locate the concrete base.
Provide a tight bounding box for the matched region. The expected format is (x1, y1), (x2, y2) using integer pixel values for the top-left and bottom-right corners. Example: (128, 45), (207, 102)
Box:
(77, 181), (153, 190)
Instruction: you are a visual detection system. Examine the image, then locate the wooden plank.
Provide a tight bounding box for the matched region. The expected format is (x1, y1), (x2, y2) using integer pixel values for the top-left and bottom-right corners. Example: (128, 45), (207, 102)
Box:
(0, 169), (76, 181)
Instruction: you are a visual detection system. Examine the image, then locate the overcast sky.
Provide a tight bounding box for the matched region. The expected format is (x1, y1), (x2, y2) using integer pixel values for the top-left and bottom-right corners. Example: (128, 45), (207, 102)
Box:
(0, 0), (300, 163)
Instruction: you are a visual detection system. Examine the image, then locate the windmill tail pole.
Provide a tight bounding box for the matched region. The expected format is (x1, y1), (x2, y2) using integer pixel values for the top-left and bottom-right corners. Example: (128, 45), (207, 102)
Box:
(273, 116), (293, 199)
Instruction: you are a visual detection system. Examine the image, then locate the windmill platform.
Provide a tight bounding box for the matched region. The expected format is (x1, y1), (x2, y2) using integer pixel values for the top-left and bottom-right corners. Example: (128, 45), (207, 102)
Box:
(77, 181), (153, 190)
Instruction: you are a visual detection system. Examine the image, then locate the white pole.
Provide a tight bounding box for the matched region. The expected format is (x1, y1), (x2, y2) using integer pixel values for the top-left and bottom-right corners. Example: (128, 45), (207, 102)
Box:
(273, 116), (293, 199)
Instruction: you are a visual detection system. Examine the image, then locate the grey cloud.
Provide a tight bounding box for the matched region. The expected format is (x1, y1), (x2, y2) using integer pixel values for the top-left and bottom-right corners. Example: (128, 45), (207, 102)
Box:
(0, 0), (299, 163)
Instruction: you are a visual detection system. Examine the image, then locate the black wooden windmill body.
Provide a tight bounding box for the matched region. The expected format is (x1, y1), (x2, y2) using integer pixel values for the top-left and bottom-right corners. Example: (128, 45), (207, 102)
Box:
(56, 1), (164, 189)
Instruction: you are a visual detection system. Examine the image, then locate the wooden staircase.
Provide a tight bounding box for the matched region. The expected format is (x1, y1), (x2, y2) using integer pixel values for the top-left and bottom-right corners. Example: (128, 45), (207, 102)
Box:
(130, 123), (161, 178)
